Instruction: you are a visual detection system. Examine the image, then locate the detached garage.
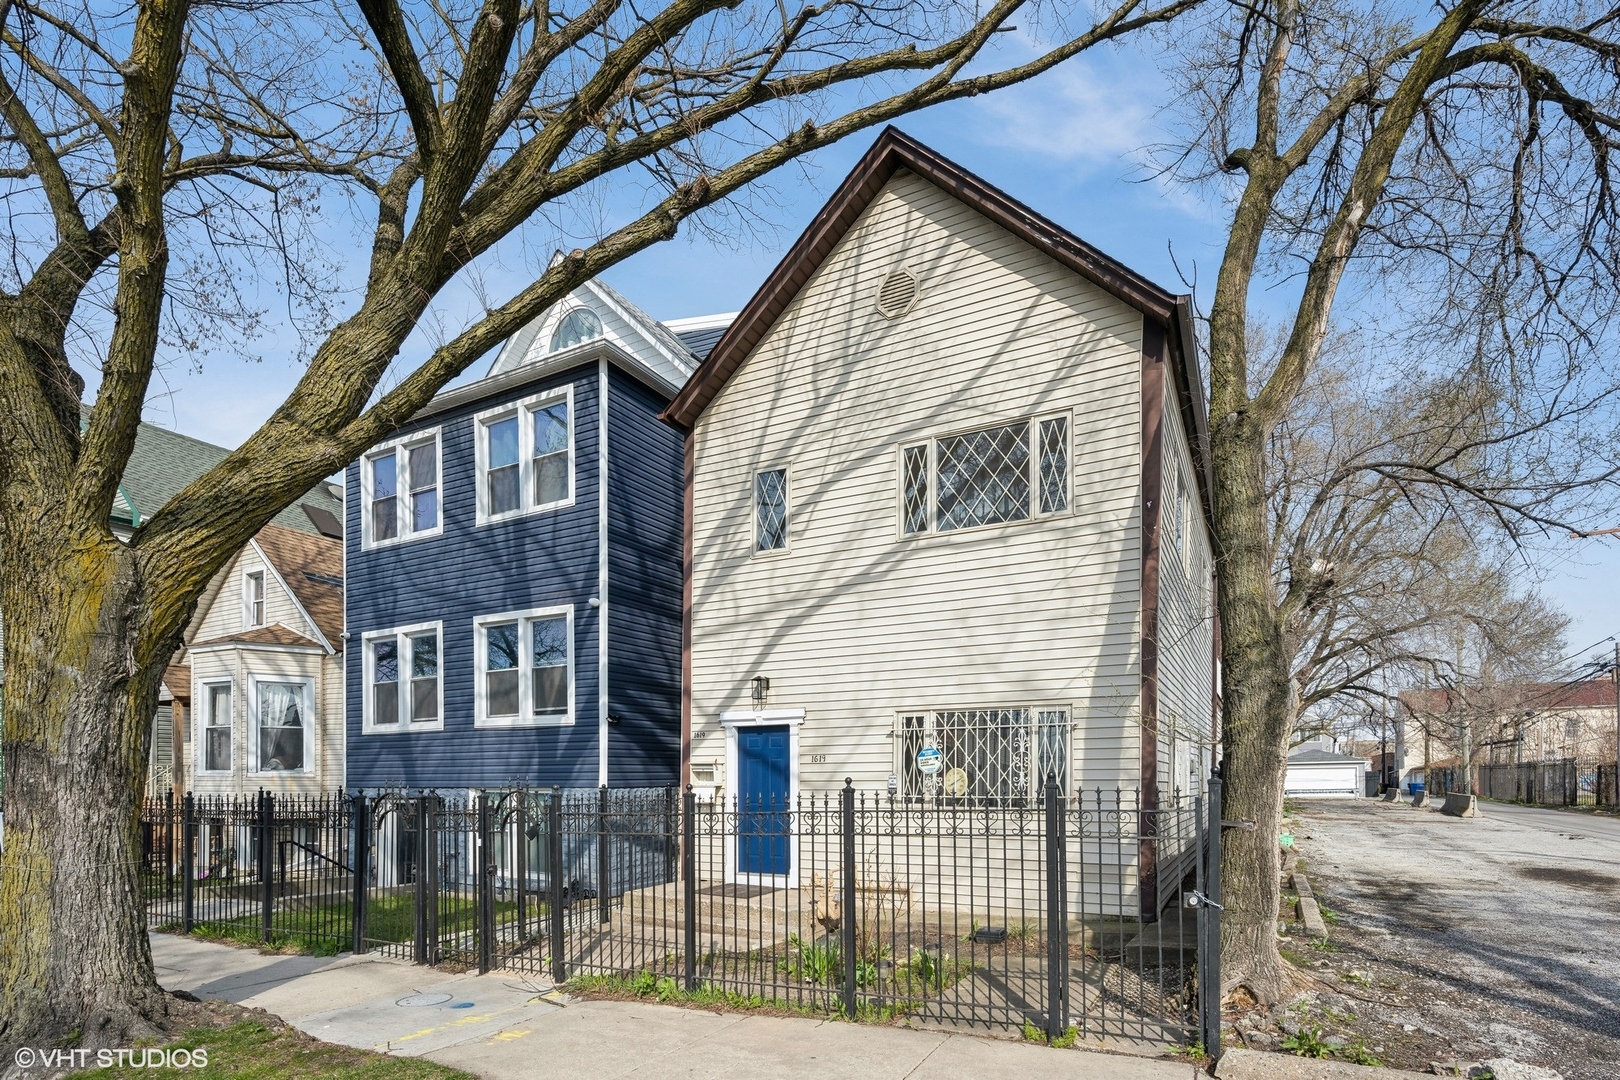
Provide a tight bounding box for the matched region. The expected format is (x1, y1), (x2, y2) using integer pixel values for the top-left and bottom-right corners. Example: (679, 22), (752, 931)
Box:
(1285, 746), (1369, 798)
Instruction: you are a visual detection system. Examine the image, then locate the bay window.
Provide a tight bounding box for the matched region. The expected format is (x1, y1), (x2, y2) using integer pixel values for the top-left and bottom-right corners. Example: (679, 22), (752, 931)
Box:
(251, 676), (311, 773)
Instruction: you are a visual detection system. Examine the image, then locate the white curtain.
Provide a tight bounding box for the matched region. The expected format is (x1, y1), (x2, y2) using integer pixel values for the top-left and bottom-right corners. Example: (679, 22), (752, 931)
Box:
(257, 682), (305, 771)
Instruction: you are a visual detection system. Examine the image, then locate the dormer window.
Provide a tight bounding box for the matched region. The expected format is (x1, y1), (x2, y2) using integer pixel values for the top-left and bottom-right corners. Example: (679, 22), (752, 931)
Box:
(550, 308), (603, 352)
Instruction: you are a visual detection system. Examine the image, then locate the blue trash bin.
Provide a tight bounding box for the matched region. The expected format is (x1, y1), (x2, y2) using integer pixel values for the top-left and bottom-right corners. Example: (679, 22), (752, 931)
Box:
(1408, 780), (1425, 797)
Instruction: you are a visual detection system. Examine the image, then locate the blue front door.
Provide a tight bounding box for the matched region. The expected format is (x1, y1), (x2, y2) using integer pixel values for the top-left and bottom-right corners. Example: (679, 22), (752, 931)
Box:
(736, 725), (790, 877)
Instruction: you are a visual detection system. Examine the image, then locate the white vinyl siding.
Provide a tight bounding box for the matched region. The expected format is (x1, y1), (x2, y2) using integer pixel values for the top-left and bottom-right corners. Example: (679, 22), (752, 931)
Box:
(183, 545), (346, 796)
(1155, 371), (1215, 793)
(688, 171), (1148, 799)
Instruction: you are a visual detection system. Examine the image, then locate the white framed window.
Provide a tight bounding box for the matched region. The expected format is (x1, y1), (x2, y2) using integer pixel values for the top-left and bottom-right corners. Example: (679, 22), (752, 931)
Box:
(248, 675), (313, 774)
(550, 307), (603, 352)
(362, 428), (443, 548)
(242, 570), (265, 628)
(896, 707), (1070, 803)
(753, 467), (789, 553)
(475, 387), (575, 525)
(198, 679), (234, 774)
(474, 605), (574, 726)
(362, 622), (444, 732)
(899, 412), (1071, 537)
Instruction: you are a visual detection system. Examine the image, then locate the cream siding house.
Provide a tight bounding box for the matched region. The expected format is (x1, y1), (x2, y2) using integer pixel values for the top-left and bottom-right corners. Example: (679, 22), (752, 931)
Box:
(181, 524), (345, 797)
(664, 129), (1217, 914)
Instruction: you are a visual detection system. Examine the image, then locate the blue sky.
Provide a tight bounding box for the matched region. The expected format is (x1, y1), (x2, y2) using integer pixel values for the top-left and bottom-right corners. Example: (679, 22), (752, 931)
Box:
(131, 45), (1619, 659)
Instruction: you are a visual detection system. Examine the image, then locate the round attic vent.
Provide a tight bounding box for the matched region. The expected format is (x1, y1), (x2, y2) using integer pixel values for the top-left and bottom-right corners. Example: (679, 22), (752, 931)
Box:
(875, 267), (919, 319)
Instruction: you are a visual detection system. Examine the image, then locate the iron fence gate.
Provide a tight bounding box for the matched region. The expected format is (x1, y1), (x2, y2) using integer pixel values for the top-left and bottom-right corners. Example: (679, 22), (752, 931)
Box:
(143, 779), (1222, 1049)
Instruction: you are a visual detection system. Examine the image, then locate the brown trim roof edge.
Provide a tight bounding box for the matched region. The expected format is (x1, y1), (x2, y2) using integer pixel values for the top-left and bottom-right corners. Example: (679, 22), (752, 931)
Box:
(660, 125), (1187, 431)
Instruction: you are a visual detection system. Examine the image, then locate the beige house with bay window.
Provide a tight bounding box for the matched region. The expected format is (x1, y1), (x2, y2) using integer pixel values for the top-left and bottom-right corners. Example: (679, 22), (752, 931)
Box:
(663, 129), (1217, 913)
(180, 523), (346, 796)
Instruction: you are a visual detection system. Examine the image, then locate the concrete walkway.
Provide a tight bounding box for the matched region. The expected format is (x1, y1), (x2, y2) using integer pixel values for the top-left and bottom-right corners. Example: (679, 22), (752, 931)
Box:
(152, 933), (1203, 1080)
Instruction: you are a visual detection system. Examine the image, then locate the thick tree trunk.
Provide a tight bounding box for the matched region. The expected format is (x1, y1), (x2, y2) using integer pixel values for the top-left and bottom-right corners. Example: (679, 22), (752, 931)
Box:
(1210, 409), (1294, 1004)
(0, 534), (171, 1054)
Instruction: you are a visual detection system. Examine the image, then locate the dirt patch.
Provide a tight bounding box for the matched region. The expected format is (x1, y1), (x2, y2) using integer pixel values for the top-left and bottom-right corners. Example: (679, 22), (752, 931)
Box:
(1265, 800), (1620, 1080)
(1514, 865), (1620, 890)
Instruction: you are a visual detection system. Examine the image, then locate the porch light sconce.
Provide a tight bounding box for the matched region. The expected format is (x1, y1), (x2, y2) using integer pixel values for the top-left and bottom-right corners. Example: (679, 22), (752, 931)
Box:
(588, 597), (601, 608)
(751, 675), (770, 707)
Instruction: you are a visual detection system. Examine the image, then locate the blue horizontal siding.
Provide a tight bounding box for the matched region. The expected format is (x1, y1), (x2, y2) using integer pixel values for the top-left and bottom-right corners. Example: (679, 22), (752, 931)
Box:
(345, 364), (603, 790)
(606, 366), (685, 788)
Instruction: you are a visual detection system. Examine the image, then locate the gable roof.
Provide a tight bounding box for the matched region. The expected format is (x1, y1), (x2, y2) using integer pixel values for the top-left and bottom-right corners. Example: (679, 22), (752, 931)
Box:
(190, 624), (326, 650)
(485, 274), (699, 395)
(661, 127), (1205, 441)
(95, 410), (343, 537)
(251, 523), (343, 650)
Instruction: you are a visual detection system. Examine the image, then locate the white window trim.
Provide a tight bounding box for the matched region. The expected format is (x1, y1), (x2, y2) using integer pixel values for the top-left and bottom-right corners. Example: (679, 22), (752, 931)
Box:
(751, 465), (791, 556)
(720, 709), (803, 888)
(360, 427), (444, 550)
(196, 677), (235, 776)
(361, 621), (445, 734)
(242, 569), (266, 629)
(246, 673), (315, 776)
(897, 410), (1074, 541)
(473, 604), (576, 727)
(474, 386), (576, 526)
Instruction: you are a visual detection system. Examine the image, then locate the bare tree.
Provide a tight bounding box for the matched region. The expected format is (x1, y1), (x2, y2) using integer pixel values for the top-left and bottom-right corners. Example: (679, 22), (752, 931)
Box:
(0, 0), (1204, 1051)
(1270, 339), (1570, 744)
(1159, 0), (1620, 1001)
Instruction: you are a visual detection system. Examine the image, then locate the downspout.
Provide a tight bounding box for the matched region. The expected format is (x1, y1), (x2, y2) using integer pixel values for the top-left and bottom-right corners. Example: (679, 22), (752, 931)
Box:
(598, 357), (611, 787)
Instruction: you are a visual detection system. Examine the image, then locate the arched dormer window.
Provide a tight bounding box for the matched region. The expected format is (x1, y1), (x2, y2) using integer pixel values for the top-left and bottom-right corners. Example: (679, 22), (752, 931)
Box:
(550, 308), (603, 352)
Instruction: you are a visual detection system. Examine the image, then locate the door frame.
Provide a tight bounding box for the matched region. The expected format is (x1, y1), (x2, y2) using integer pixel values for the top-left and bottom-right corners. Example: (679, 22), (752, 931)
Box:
(721, 709), (803, 887)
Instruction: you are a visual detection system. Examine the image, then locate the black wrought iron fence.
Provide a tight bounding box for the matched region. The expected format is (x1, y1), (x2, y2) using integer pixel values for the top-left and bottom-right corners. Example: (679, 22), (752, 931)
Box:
(142, 781), (1220, 1049)
(1423, 761), (1620, 807)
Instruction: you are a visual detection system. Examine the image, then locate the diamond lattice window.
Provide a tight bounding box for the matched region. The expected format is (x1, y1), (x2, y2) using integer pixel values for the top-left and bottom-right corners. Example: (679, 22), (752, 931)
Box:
(900, 413), (1070, 536)
(902, 445), (930, 534)
(937, 422), (1031, 531)
(899, 708), (1070, 802)
(755, 468), (788, 551)
(1038, 417), (1069, 513)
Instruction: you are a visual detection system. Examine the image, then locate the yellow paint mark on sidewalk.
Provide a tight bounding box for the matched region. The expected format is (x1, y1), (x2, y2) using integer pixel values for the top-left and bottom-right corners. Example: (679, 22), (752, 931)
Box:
(491, 1029), (532, 1042)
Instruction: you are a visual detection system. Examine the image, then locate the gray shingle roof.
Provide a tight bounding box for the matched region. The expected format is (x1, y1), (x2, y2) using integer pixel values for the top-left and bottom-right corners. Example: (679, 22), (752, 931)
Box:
(670, 325), (728, 360)
(102, 413), (341, 536)
(1288, 748), (1368, 765)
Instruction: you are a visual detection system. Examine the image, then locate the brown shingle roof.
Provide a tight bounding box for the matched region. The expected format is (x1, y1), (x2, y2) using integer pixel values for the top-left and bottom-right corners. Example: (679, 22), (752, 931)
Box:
(1401, 679), (1617, 714)
(190, 624), (324, 649)
(252, 523), (343, 650)
(163, 664), (191, 702)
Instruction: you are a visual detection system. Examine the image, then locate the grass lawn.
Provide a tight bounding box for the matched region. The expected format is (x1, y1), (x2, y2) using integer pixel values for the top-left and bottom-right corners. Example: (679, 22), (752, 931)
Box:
(70, 1020), (474, 1080)
(169, 892), (532, 956)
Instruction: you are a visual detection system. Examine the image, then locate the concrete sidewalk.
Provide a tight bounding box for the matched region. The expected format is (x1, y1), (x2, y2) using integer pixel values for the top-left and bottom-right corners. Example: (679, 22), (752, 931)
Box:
(152, 933), (1203, 1079)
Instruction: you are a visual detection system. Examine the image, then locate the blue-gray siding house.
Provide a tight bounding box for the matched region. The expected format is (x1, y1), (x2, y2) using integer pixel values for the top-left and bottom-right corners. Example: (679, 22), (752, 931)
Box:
(344, 280), (730, 791)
